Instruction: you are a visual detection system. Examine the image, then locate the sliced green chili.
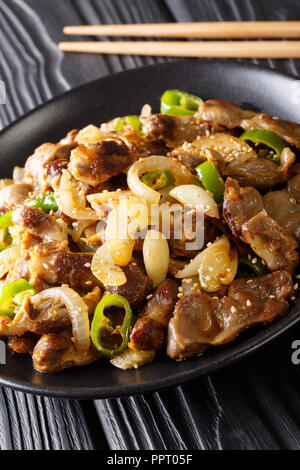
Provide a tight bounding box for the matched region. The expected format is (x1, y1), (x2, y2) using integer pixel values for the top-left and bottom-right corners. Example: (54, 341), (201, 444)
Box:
(0, 211), (12, 229)
(160, 89), (203, 116)
(238, 256), (268, 277)
(239, 129), (285, 164)
(141, 169), (175, 190)
(90, 294), (133, 357)
(0, 279), (36, 317)
(25, 192), (58, 212)
(115, 115), (142, 134)
(196, 161), (225, 204)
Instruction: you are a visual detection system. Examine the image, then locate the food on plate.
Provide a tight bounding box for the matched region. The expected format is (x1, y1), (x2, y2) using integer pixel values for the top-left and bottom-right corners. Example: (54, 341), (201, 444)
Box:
(0, 89), (299, 373)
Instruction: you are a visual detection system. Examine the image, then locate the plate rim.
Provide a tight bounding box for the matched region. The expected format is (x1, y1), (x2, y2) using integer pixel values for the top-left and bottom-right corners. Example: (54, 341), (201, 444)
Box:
(0, 59), (299, 399)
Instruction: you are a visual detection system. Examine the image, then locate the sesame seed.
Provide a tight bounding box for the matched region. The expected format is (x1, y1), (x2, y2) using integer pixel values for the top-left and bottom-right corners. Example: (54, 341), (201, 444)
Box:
(230, 306), (237, 313)
(294, 283), (299, 290)
(177, 293), (184, 298)
(246, 299), (252, 307)
(252, 258), (258, 264)
(269, 295), (275, 299)
(84, 263), (91, 268)
(247, 279), (254, 284)
(146, 294), (153, 300)
(291, 296), (296, 300)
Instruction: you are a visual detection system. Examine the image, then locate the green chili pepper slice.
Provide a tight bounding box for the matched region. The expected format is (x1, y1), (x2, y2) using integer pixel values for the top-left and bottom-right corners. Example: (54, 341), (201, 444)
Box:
(26, 192), (58, 212)
(239, 129), (285, 164)
(196, 161), (225, 204)
(141, 169), (175, 190)
(160, 89), (203, 116)
(0, 211), (12, 229)
(0, 279), (36, 317)
(238, 256), (268, 277)
(91, 294), (133, 357)
(115, 115), (142, 134)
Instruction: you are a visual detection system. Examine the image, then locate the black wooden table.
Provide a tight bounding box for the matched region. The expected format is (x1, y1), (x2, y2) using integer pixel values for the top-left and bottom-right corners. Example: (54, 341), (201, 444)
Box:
(1, 0), (300, 451)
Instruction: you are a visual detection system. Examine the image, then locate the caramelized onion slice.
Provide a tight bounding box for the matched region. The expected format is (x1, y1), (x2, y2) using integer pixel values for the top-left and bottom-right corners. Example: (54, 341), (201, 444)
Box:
(91, 242), (127, 287)
(143, 229), (169, 287)
(169, 184), (219, 219)
(127, 155), (193, 204)
(175, 236), (230, 279)
(32, 287), (90, 352)
(55, 170), (98, 220)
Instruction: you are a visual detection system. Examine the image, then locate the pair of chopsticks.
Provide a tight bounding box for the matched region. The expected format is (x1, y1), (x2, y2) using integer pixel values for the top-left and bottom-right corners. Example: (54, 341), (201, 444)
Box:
(59, 21), (300, 58)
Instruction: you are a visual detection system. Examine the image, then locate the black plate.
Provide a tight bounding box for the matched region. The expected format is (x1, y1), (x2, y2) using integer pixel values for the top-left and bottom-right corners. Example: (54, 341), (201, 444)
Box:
(0, 60), (300, 399)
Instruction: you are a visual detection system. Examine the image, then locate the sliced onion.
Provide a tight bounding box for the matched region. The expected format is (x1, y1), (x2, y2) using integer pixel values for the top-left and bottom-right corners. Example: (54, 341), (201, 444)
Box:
(127, 155), (193, 204)
(55, 170), (98, 220)
(87, 190), (131, 216)
(106, 206), (135, 266)
(169, 184), (219, 219)
(199, 245), (238, 292)
(75, 124), (108, 146)
(91, 242), (127, 287)
(13, 166), (25, 182)
(143, 229), (169, 287)
(71, 220), (95, 243)
(175, 236), (230, 279)
(0, 244), (22, 278)
(32, 287), (90, 352)
(110, 349), (155, 370)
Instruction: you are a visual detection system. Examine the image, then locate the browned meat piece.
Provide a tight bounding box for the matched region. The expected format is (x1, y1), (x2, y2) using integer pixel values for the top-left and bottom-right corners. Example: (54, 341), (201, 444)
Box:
(24, 130), (78, 191)
(169, 143), (206, 172)
(12, 206), (65, 242)
(119, 129), (169, 158)
(29, 242), (99, 289)
(168, 271), (294, 360)
(198, 99), (300, 149)
(168, 210), (219, 258)
(46, 158), (68, 190)
(206, 145), (295, 189)
(288, 173), (300, 203)
(8, 332), (39, 354)
(130, 279), (178, 351)
(223, 178), (299, 272)
(69, 140), (131, 187)
(32, 334), (98, 373)
(263, 189), (300, 243)
(140, 114), (210, 147)
(0, 294), (70, 337)
(242, 210), (299, 272)
(167, 294), (217, 360)
(0, 286), (99, 338)
(224, 147), (295, 189)
(223, 177), (264, 239)
(106, 259), (152, 308)
(0, 182), (33, 211)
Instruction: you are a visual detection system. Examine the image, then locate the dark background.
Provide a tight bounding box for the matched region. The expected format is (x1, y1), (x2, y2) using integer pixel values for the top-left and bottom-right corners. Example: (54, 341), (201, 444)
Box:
(1, 0), (300, 450)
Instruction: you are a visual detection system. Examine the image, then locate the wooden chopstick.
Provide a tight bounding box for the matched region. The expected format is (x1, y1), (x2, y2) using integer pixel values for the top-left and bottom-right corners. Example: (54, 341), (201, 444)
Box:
(59, 41), (300, 58)
(63, 21), (300, 39)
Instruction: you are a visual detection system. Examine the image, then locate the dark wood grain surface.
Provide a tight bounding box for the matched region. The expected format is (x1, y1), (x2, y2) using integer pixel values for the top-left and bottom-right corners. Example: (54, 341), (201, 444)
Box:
(1, 0), (300, 450)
